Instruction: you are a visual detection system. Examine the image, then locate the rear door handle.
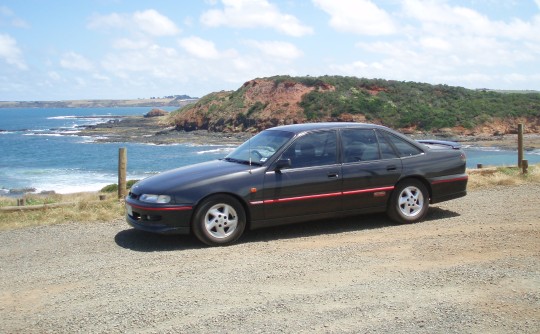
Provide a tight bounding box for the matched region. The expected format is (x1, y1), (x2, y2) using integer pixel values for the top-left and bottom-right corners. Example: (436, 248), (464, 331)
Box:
(328, 172), (339, 178)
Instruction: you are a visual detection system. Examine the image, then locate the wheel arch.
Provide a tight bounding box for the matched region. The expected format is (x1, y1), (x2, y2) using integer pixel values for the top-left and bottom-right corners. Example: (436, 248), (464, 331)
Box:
(392, 175), (433, 203)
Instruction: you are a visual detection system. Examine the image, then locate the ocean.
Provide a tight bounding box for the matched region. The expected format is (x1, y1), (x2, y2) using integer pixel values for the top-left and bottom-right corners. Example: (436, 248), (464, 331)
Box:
(1, 107), (539, 194)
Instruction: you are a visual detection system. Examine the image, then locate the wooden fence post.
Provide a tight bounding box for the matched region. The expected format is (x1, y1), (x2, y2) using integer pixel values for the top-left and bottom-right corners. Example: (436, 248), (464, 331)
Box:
(118, 148), (127, 199)
(522, 159), (529, 174)
(517, 124), (524, 168)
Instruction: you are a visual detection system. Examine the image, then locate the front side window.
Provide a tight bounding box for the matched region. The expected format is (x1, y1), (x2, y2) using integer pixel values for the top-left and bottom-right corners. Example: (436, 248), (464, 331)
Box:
(281, 131), (337, 168)
(342, 129), (380, 162)
(226, 130), (293, 165)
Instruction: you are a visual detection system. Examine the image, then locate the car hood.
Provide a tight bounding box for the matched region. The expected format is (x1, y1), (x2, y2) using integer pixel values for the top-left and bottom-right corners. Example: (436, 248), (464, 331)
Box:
(130, 159), (254, 195)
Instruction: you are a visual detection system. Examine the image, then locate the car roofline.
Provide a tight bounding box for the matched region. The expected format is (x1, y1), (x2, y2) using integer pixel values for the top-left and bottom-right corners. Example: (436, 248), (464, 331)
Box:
(265, 122), (384, 134)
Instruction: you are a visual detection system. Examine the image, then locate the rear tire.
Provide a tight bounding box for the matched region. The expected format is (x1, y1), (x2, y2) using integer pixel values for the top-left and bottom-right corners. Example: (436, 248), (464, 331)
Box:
(192, 195), (246, 246)
(388, 180), (429, 224)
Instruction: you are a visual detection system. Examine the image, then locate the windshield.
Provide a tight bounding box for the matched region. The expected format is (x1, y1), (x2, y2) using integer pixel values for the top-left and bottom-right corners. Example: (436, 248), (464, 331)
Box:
(225, 130), (294, 165)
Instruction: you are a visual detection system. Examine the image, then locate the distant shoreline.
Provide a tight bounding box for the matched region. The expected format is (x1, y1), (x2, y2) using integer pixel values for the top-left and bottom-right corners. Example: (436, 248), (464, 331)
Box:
(0, 97), (198, 109)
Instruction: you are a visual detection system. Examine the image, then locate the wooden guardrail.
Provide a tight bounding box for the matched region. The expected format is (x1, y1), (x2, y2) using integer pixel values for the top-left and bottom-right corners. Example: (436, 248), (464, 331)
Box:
(0, 201), (77, 212)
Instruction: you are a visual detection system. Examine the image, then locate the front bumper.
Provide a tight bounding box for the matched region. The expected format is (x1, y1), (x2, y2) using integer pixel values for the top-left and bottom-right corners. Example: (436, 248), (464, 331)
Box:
(125, 200), (193, 235)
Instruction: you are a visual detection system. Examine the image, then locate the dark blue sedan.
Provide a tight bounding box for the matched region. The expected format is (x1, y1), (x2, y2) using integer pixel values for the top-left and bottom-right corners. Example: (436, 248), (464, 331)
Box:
(126, 123), (467, 246)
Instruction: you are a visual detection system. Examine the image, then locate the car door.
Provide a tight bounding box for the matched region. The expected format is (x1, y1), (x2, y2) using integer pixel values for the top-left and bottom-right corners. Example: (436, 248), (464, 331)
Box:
(340, 128), (402, 213)
(263, 130), (342, 220)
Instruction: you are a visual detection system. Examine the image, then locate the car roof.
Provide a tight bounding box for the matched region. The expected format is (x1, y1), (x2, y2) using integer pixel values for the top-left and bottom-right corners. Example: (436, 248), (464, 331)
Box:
(266, 122), (385, 134)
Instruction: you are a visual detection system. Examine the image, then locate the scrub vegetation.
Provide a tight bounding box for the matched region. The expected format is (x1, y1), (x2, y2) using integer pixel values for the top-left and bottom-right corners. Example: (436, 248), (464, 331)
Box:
(0, 165), (538, 231)
(169, 75), (540, 133)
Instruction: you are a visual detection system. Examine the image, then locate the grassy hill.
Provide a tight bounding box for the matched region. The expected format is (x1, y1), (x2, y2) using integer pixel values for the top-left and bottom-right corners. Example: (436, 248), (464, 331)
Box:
(168, 75), (540, 135)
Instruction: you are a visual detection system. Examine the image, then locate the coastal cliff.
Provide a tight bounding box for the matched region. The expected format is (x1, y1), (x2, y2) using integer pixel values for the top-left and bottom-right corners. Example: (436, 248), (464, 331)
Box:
(167, 76), (540, 136)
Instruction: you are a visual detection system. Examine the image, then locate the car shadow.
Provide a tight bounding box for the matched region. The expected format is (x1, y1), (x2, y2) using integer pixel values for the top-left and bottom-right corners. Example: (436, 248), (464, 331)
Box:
(114, 207), (460, 252)
(114, 229), (204, 252)
(242, 207), (460, 244)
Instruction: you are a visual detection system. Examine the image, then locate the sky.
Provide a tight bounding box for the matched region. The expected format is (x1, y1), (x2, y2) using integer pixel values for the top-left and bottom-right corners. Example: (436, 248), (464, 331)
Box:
(1, 0), (539, 101)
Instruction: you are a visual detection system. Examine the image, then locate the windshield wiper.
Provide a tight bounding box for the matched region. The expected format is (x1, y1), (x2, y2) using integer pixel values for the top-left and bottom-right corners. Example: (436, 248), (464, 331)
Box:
(224, 157), (262, 166)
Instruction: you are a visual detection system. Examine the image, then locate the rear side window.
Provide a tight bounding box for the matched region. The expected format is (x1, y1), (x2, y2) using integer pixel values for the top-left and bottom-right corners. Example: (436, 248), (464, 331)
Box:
(385, 132), (424, 157)
(376, 131), (399, 159)
(341, 129), (380, 162)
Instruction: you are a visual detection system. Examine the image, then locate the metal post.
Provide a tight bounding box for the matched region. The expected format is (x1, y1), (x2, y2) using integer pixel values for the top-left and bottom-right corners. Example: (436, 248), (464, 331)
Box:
(118, 148), (127, 199)
(517, 124), (524, 168)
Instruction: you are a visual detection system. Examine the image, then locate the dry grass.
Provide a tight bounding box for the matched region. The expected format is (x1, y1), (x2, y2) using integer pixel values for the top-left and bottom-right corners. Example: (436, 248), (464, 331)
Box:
(467, 164), (540, 189)
(1, 164), (538, 231)
(0, 192), (124, 231)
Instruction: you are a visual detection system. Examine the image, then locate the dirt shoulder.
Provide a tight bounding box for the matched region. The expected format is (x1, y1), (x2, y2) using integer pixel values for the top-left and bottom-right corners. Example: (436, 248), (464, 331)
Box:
(1, 184), (539, 333)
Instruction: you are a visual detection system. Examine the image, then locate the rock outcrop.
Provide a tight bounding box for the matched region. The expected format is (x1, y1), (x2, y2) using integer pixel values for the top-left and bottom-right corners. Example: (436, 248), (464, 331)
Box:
(144, 108), (169, 118)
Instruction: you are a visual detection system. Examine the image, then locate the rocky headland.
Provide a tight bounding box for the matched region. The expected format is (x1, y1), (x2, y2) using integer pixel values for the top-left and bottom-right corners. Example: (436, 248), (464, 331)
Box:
(72, 76), (540, 149)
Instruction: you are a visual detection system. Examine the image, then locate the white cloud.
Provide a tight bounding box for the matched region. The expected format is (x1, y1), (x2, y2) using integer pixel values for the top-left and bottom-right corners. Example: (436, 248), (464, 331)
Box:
(0, 6), (30, 28)
(47, 71), (61, 81)
(200, 0), (313, 37)
(132, 9), (180, 36)
(101, 44), (184, 79)
(113, 38), (151, 50)
(178, 36), (221, 59)
(313, 0), (396, 35)
(0, 33), (27, 70)
(88, 9), (180, 37)
(329, 0), (540, 91)
(244, 40), (303, 60)
(87, 12), (124, 30)
(92, 73), (111, 82)
(419, 37), (451, 51)
(402, 0), (540, 42)
(60, 52), (94, 71)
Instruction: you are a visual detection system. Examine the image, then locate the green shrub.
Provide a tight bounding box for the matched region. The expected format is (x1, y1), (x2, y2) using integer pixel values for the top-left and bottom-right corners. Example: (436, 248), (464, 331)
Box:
(100, 180), (139, 193)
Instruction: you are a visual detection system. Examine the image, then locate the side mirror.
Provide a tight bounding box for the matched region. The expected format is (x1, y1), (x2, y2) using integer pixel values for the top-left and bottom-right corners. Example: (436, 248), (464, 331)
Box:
(275, 158), (291, 172)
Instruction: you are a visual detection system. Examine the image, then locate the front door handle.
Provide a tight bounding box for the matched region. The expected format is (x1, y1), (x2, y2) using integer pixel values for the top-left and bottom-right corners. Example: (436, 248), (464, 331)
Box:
(387, 165), (397, 171)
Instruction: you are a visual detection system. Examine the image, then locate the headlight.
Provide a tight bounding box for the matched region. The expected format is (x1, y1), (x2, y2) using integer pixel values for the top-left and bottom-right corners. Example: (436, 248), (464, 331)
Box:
(139, 194), (171, 204)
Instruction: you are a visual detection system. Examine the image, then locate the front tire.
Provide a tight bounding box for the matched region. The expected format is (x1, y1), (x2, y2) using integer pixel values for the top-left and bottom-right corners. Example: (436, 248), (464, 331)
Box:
(192, 195), (246, 246)
(388, 180), (429, 224)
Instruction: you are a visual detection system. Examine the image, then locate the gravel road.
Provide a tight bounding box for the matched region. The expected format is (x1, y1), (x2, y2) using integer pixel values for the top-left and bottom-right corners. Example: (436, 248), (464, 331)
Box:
(1, 184), (539, 333)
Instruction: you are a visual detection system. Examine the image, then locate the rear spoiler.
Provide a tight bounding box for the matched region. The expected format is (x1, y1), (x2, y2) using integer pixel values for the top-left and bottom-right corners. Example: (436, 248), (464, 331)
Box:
(416, 139), (461, 149)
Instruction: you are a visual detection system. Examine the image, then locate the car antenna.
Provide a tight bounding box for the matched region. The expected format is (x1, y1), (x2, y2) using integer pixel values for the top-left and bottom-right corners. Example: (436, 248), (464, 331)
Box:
(248, 116), (252, 174)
